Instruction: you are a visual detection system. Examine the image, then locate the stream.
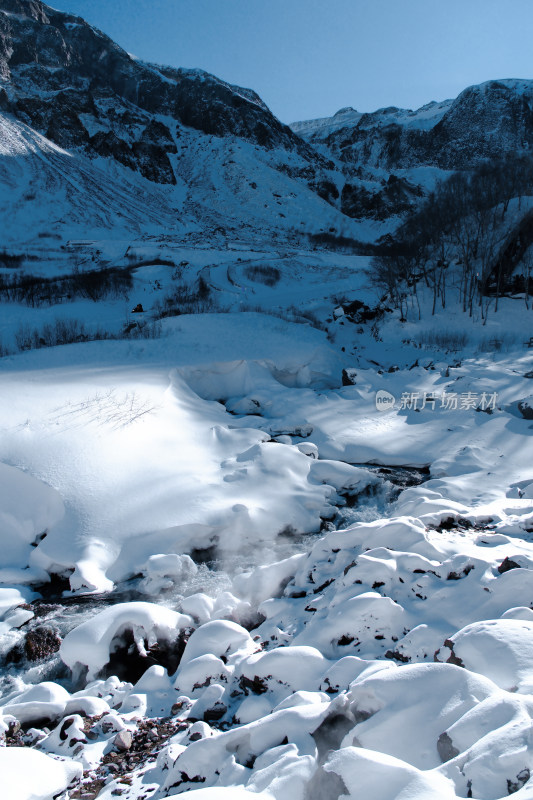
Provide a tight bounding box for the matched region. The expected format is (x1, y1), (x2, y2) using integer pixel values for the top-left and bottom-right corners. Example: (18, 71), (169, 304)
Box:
(0, 464), (429, 701)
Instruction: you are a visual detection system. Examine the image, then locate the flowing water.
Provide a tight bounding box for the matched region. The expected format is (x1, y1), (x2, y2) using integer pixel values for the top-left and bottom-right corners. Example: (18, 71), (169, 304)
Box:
(0, 465), (429, 699)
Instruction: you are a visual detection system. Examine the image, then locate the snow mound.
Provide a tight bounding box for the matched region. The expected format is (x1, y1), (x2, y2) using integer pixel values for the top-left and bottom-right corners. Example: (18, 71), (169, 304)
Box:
(179, 620), (256, 667)
(323, 746), (457, 800)
(445, 618), (533, 692)
(343, 662), (499, 769)
(1, 681), (71, 726)
(0, 462), (64, 583)
(0, 746), (82, 800)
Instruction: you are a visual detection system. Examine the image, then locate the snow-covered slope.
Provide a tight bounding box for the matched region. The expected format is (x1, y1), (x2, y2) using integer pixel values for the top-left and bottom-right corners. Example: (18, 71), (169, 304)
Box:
(0, 112), (188, 244)
(0, 301), (533, 800)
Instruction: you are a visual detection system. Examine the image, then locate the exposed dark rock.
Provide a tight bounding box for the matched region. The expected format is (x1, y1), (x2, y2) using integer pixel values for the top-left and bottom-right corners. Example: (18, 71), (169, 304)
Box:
(239, 674), (268, 695)
(517, 397), (533, 420)
(434, 639), (465, 667)
(312, 711), (355, 760)
(337, 634), (355, 646)
(102, 627), (192, 683)
(498, 557), (521, 574)
(0, 0), (317, 189)
(342, 368), (357, 386)
(437, 731), (460, 763)
(5, 626), (61, 664)
(385, 650), (410, 663)
(507, 768), (530, 794)
(203, 703), (227, 723)
(307, 766), (349, 800)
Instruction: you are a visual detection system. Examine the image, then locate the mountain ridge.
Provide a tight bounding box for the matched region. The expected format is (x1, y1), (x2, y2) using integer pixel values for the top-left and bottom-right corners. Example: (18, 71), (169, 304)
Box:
(2, 0), (533, 241)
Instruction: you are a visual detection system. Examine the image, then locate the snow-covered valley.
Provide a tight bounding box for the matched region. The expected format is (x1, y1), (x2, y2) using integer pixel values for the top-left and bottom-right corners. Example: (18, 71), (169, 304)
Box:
(0, 239), (532, 800)
(1, 2), (533, 798)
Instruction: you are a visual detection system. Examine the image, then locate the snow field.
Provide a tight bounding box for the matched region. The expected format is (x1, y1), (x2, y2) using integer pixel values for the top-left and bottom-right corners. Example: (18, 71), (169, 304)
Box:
(0, 309), (532, 799)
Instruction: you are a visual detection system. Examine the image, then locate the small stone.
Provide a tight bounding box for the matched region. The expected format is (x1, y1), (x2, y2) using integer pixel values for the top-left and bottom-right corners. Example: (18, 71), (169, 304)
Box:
(113, 730), (133, 751)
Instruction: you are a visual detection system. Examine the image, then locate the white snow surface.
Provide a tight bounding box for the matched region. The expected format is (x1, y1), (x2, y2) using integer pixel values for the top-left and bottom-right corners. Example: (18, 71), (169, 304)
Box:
(0, 243), (532, 799)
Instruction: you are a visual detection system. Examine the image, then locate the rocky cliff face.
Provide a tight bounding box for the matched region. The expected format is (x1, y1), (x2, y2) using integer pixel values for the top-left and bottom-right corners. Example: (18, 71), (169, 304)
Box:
(0, 0), (318, 187)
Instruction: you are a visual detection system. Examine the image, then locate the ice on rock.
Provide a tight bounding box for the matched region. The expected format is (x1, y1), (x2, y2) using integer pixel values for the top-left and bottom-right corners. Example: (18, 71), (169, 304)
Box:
(0, 587), (36, 635)
(60, 601), (193, 679)
(139, 553), (197, 594)
(0, 588), (32, 618)
(0, 746), (82, 800)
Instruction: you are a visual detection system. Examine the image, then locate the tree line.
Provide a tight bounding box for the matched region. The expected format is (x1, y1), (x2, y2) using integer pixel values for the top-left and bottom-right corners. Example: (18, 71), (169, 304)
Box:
(369, 153), (533, 321)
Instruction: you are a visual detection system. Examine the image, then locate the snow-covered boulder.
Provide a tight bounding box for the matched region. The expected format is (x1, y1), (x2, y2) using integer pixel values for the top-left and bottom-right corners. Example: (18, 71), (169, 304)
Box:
(343, 663), (499, 769)
(174, 654), (232, 695)
(442, 618), (533, 692)
(321, 746), (457, 799)
(1, 681), (70, 726)
(139, 553), (197, 594)
(0, 746), (82, 800)
(179, 620), (256, 667)
(237, 646), (330, 698)
(292, 592), (407, 658)
(60, 602), (193, 680)
(517, 394), (533, 420)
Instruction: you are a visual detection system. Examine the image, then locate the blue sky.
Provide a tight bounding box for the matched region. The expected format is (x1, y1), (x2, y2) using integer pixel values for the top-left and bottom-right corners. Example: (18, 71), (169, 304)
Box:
(49, 0), (533, 123)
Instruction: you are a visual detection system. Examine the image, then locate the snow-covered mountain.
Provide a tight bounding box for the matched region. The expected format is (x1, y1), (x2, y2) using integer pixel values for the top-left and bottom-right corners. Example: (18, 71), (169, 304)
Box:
(4, 0), (533, 242)
(2, 0), (383, 248)
(292, 79), (533, 219)
(292, 79), (533, 170)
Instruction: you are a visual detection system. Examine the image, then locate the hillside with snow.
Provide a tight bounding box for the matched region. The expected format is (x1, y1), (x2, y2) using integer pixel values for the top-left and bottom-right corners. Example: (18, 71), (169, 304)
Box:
(1, 2), (533, 800)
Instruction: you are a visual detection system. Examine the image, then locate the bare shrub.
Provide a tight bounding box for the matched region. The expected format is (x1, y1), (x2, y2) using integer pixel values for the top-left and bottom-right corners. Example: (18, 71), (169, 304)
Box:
(243, 265), (281, 287)
(416, 329), (469, 351)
